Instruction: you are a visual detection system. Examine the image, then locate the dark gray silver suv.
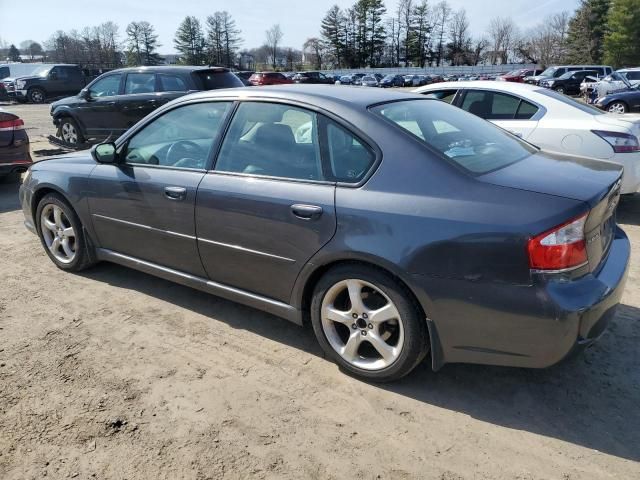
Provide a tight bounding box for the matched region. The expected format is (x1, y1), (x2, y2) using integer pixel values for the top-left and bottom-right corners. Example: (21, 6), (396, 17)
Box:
(19, 86), (630, 381)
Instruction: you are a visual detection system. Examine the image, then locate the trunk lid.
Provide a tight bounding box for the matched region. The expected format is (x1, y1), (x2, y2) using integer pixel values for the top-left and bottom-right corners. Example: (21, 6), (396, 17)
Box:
(479, 150), (623, 206)
(594, 113), (640, 139)
(480, 150), (623, 272)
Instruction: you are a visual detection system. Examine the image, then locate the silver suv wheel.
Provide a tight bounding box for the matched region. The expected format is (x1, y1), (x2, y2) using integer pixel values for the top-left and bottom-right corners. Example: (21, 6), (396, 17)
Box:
(40, 204), (76, 264)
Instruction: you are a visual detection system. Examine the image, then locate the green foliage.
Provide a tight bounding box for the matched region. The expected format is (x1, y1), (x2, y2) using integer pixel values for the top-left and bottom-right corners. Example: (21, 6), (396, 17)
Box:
(206, 11), (242, 68)
(604, 0), (640, 67)
(174, 16), (206, 65)
(566, 0), (610, 63)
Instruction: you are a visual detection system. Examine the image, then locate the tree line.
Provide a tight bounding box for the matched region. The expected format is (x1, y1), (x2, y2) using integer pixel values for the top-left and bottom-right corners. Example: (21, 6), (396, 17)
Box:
(1, 0), (639, 72)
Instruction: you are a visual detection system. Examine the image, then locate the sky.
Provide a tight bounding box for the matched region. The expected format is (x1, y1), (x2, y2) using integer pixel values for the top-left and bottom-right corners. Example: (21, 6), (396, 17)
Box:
(0, 0), (580, 53)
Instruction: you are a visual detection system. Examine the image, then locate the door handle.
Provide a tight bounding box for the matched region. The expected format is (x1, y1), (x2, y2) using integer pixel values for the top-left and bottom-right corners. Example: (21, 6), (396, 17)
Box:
(164, 186), (187, 201)
(291, 204), (323, 220)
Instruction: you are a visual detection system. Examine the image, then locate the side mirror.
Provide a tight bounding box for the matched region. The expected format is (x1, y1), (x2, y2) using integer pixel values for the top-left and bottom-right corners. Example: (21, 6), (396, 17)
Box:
(79, 89), (91, 100)
(92, 142), (118, 164)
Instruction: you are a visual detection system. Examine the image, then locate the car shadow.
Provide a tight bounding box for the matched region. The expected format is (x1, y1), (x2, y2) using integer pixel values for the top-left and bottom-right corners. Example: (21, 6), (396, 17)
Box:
(618, 193), (640, 226)
(0, 176), (21, 213)
(81, 263), (640, 462)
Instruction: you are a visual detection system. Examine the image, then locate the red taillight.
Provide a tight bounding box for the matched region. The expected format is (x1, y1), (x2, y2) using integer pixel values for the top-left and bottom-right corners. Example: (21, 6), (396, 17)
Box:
(592, 130), (640, 153)
(527, 213), (589, 271)
(0, 118), (24, 130)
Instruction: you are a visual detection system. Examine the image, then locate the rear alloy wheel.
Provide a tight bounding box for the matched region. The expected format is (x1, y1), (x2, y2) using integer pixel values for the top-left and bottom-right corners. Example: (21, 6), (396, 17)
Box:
(36, 193), (96, 271)
(555, 86), (565, 94)
(311, 265), (428, 382)
(607, 102), (628, 114)
(27, 87), (46, 104)
(59, 117), (84, 145)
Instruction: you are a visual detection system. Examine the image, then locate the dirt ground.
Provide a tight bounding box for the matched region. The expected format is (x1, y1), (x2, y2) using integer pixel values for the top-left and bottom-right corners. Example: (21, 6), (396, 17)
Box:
(0, 104), (639, 480)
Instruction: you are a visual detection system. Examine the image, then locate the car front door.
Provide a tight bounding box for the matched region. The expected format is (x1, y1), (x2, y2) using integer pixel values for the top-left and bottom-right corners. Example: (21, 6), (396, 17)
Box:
(195, 101), (337, 303)
(46, 66), (68, 97)
(118, 72), (160, 131)
(87, 101), (234, 276)
(457, 89), (540, 140)
(78, 73), (124, 139)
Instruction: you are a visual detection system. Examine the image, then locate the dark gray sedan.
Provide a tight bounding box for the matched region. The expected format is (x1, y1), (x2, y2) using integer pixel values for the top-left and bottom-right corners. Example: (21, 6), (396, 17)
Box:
(19, 85), (630, 381)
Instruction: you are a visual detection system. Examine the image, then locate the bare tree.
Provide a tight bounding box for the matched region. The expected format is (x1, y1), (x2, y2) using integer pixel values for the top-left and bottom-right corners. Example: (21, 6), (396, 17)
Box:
(488, 16), (518, 64)
(518, 12), (569, 66)
(448, 9), (470, 65)
(433, 1), (451, 66)
(303, 37), (324, 69)
(265, 24), (283, 69)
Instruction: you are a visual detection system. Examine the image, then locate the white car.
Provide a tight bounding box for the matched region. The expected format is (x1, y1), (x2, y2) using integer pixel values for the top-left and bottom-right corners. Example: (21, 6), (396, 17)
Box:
(413, 81), (640, 194)
(591, 69), (640, 98)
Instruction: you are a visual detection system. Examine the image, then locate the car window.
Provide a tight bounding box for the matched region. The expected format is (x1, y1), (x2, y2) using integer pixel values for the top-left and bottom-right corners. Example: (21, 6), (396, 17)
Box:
(372, 99), (536, 175)
(625, 71), (640, 81)
(461, 91), (525, 120)
(422, 89), (458, 104)
(51, 67), (69, 80)
(123, 102), (232, 169)
(125, 73), (156, 94)
(535, 88), (605, 115)
(159, 74), (188, 92)
(515, 100), (539, 120)
(326, 122), (375, 183)
(0, 66), (9, 79)
(89, 74), (122, 97)
(192, 70), (243, 90)
(215, 102), (323, 181)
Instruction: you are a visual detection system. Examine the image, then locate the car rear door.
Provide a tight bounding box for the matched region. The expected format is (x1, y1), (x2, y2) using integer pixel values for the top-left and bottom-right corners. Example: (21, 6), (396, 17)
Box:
(195, 101), (337, 303)
(87, 101), (234, 276)
(457, 89), (540, 140)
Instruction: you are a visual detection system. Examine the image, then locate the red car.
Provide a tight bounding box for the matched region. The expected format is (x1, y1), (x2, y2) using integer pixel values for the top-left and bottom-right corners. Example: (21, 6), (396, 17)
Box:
(248, 72), (294, 86)
(497, 68), (542, 83)
(0, 109), (32, 180)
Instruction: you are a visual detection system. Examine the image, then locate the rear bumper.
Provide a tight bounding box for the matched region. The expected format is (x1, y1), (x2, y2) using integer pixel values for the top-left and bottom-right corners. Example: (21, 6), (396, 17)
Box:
(0, 141), (32, 176)
(613, 152), (640, 194)
(412, 227), (630, 370)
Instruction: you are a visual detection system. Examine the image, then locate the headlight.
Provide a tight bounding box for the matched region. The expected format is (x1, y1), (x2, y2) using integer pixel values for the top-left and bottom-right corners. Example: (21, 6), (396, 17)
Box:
(546, 80), (555, 86)
(15, 80), (25, 89)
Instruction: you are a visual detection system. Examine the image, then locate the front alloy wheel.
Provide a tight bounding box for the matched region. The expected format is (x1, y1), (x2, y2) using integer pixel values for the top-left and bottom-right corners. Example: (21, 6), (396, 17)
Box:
(61, 120), (79, 144)
(608, 102), (628, 114)
(40, 204), (76, 264)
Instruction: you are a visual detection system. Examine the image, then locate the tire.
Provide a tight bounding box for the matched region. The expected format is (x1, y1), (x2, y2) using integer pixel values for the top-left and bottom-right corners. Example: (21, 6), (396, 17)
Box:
(59, 117), (84, 145)
(310, 264), (429, 382)
(35, 193), (96, 272)
(607, 101), (628, 114)
(27, 87), (46, 104)
(554, 86), (565, 94)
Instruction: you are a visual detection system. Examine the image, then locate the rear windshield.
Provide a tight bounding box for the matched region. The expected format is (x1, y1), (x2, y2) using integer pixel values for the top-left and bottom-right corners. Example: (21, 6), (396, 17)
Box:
(371, 99), (536, 175)
(535, 88), (605, 115)
(192, 70), (243, 90)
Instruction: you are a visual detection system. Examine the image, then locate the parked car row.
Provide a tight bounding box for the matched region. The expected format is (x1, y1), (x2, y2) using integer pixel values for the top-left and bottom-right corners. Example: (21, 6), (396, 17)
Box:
(17, 83), (631, 382)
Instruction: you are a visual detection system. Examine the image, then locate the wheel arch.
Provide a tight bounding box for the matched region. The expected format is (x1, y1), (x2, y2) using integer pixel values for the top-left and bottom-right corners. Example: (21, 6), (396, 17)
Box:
(31, 185), (72, 224)
(607, 99), (629, 111)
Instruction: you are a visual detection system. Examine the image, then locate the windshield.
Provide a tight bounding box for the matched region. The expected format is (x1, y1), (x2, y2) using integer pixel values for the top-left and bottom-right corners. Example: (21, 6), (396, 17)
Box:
(540, 67), (557, 77)
(371, 99), (536, 175)
(31, 66), (52, 77)
(535, 88), (605, 115)
(362, 76), (375, 81)
(558, 72), (574, 80)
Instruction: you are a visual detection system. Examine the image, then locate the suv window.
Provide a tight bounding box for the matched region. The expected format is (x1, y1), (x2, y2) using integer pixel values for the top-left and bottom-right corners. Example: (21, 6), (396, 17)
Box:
(624, 71), (640, 81)
(159, 74), (188, 92)
(123, 102), (232, 169)
(215, 102), (323, 181)
(89, 74), (122, 97)
(0, 67), (9, 79)
(192, 70), (243, 90)
(372, 99), (536, 174)
(461, 91), (538, 120)
(125, 73), (156, 94)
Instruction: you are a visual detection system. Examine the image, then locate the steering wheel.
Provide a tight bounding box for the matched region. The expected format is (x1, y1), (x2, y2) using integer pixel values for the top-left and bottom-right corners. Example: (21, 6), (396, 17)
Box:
(166, 140), (204, 168)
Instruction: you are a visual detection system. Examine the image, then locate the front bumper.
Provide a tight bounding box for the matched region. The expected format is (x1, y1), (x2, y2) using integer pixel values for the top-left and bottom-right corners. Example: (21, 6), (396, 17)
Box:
(412, 227), (630, 370)
(7, 90), (27, 99)
(19, 183), (37, 234)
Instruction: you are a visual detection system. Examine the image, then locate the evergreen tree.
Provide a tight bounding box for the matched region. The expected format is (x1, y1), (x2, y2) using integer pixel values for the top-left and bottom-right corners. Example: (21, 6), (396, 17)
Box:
(566, 0), (611, 63)
(604, 0), (640, 67)
(8, 44), (20, 62)
(321, 5), (346, 67)
(206, 12), (242, 68)
(174, 16), (206, 65)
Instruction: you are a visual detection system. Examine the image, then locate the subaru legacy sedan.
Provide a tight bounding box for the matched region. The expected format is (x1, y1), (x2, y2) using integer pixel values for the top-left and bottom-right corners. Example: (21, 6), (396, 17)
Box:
(19, 86), (629, 382)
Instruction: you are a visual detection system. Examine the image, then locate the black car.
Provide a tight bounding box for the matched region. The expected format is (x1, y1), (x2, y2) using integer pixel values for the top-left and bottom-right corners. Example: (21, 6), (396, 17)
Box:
(379, 75), (404, 88)
(50, 66), (243, 146)
(234, 71), (255, 86)
(594, 84), (640, 113)
(19, 86), (629, 382)
(5, 64), (86, 104)
(540, 70), (598, 95)
(292, 71), (334, 84)
(0, 109), (31, 180)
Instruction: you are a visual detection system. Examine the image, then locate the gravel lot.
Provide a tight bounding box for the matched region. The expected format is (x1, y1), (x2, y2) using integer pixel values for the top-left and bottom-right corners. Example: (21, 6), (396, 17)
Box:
(0, 104), (639, 479)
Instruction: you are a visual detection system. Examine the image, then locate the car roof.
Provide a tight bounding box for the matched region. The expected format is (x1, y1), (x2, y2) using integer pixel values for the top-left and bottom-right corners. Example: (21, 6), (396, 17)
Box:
(414, 80), (542, 94)
(180, 84), (426, 109)
(107, 65), (230, 74)
(618, 67), (640, 72)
